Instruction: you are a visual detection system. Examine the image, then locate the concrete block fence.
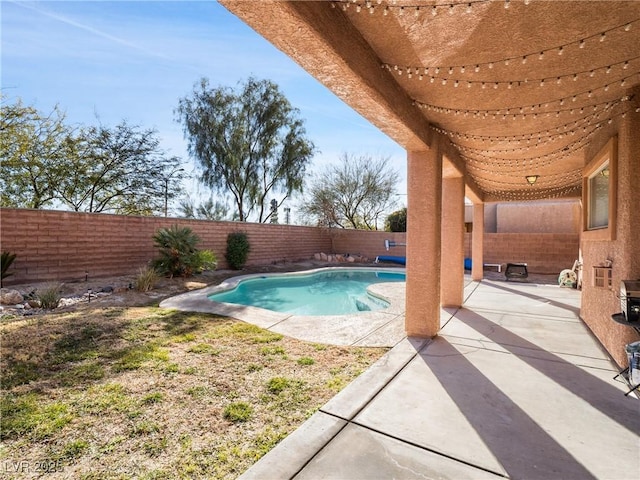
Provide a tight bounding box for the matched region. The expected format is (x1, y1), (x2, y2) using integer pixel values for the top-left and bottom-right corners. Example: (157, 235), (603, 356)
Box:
(480, 233), (580, 274)
(0, 209), (334, 285)
(0, 209), (578, 285)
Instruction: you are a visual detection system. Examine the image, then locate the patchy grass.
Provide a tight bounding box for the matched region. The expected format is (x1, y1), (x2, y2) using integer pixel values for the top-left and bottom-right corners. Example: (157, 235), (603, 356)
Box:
(0, 305), (386, 479)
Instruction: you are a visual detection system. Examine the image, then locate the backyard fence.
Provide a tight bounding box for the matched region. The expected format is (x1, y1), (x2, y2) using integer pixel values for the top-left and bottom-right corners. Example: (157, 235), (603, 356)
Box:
(0, 208), (578, 285)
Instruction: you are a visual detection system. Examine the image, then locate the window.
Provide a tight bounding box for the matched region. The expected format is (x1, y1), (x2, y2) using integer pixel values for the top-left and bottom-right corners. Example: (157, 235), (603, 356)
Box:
(582, 137), (617, 240)
(587, 162), (610, 229)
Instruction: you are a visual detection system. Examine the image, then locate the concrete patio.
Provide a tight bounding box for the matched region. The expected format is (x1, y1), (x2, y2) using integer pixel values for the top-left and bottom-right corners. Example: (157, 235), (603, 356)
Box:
(239, 277), (640, 479)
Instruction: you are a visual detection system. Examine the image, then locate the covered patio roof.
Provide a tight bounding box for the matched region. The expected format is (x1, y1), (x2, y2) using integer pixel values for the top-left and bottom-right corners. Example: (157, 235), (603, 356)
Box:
(220, 0), (640, 202)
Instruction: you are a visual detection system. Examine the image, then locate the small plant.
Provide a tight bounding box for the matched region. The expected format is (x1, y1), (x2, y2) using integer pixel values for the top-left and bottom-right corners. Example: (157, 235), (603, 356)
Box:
(297, 357), (315, 366)
(187, 343), (220, 355)
(1, 251), (17, 287)
(223, 401), (253, 423)
(225, 231), (250, 270)
(141, 392), (163, 405)
(266, 377), (290, 394)
(37, 283), (62, 310)
(134, 266), (160, 292)
(151, 225), (217, 278)
(195, 249), (217, 272)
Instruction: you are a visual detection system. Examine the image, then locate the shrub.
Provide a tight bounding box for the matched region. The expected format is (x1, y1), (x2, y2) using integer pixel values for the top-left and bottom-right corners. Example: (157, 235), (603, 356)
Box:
(151, 225), (216, 277)
(225, 231), (250, 270)
(37, 283), (62, 310)
(195, 249), (217, 272)
(1, 251), (17, 287)
(134, 266), (160, 292)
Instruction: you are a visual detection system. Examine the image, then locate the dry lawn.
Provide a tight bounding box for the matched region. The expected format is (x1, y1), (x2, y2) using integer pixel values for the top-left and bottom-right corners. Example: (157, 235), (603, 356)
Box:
(1, 302), (387, 479)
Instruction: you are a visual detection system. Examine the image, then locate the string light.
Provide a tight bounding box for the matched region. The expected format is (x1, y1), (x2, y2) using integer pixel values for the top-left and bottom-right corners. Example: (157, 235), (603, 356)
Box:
(332, 0), (640, 201)
(382, 58), (640, 90)
(378, 18), (640, 76)
(427, 100), (632, 145)
(332, 0), (527, 17)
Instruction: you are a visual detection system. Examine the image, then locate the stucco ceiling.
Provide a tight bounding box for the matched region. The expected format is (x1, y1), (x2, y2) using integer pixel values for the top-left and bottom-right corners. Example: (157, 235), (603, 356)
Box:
(220, 0), (640, 202)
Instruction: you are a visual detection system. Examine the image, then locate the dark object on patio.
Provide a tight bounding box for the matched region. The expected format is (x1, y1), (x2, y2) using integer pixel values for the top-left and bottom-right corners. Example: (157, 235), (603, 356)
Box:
(505, 263), (528, 281)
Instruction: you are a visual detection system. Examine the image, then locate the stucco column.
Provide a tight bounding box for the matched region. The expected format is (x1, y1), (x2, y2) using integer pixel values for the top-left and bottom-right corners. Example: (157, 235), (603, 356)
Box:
(406, 146), (442, 338)
(441, 176), (465, 306)
(472, 203), (484, 281)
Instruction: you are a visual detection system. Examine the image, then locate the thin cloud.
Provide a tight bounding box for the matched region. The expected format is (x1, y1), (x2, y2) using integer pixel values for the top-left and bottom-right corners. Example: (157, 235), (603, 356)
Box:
(10, 0), (173, 61)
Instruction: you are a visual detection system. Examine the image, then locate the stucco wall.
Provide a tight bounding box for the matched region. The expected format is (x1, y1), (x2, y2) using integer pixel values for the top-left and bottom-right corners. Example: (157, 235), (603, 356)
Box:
(579, 94), (640, 367)
(495, 200), (581, 234)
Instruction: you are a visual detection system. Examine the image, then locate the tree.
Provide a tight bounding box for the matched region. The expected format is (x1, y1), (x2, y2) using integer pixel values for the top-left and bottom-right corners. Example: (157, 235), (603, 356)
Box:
(0, 98), (72, 208)
(175, 77), (316, 222)
(300, 153), (399, 230)
(1, 97), (185, 215)
(56, 121), (185, 215)
(386, 207), (407, 232)
(179, 196), (231, 221)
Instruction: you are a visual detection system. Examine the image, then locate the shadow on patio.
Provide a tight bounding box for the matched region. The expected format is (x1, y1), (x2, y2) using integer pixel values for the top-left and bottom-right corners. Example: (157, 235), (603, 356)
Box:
(240, 279), (640, 480)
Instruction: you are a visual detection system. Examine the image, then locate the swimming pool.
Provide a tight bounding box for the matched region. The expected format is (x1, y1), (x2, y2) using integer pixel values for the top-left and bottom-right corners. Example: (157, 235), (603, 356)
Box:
(208, 268), (406, 315)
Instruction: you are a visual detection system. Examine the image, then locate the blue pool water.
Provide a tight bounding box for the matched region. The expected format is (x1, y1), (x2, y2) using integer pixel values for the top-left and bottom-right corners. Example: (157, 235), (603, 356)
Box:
(208, 269), (406, 315)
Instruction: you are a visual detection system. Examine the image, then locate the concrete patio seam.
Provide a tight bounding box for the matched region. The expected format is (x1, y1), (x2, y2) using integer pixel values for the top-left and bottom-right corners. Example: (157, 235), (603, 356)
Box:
(320, 339), (433, 422)
(349, 312), (405, 346)
(343, 416), (509, 479)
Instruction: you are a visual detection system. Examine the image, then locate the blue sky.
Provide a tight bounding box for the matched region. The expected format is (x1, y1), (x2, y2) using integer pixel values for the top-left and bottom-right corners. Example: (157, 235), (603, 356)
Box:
(2, 0), (407, 220)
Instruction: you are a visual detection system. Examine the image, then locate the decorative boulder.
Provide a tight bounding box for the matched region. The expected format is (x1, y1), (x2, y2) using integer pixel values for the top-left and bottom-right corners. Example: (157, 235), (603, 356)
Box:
(0, 288), (24, 305)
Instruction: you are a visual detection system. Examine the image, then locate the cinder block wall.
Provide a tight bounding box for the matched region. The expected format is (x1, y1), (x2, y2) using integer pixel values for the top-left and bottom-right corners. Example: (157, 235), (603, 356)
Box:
(0, 209), (332, 285)
(331, 230), (407, 260)
(479, 233), (580, 274)
(1, 209), (580, 285)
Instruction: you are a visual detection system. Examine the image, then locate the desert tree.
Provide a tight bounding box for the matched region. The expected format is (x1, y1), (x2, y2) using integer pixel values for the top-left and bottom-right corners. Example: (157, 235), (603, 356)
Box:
(300, 153), (399, 230)
(1, 97), (185, 215)
(179, 196), (231, 221)
(385, 207), (407, 232)
(55, 121), (185, 215)
(0, 97), (72, 208)
(175, 77), (316, 222)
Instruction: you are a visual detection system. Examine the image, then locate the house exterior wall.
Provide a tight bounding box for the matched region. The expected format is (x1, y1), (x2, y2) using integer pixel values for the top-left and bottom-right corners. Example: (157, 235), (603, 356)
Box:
(580, 96), (640, 367)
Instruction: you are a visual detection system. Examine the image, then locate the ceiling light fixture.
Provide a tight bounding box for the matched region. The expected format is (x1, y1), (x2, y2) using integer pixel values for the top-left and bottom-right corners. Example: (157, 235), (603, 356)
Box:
(526, 175), (539, 185)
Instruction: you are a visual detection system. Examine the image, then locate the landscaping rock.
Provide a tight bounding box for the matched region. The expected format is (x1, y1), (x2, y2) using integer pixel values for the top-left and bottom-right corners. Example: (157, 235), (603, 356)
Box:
(0, 288), (24, 305)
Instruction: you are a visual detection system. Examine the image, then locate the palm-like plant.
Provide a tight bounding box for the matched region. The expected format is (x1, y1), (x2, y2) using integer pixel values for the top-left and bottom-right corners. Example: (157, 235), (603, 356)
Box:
(151, 225), (216, 277)
(1, 251), (17, 287)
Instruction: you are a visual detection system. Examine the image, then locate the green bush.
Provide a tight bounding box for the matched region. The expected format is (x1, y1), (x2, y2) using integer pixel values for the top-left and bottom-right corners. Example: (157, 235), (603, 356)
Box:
(151, 225), (217, 277)
(225, 231), (250, 270)
(195, 249), (217, 272)
(1, 251), (17, 287)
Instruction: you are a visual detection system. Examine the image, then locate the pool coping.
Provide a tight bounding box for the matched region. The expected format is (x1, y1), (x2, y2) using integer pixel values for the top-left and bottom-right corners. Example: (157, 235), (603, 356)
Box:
(159, 266), (407, 347)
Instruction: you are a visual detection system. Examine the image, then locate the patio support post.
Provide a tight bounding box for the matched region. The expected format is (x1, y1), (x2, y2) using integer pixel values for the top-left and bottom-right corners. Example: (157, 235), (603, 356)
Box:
(472, 203), (484, 281)
(405, 145), (442, 337)
(441, 176), (465, 306)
